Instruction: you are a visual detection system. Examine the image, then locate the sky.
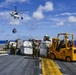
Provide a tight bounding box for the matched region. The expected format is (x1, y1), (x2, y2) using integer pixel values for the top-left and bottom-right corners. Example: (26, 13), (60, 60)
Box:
(0, 0), (76, 40)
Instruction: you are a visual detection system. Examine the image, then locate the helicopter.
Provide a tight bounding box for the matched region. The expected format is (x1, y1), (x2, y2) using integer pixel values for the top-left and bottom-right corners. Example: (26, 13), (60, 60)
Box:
(2, 6), (27, 33)
(10, 11), (23, 20)
(10, 6), (24, 20)
(3, 6), (27, 20)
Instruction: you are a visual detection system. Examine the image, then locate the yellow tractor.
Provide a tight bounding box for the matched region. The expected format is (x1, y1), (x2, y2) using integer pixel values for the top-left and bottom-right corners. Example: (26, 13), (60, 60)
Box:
(48, 33), (76, 62)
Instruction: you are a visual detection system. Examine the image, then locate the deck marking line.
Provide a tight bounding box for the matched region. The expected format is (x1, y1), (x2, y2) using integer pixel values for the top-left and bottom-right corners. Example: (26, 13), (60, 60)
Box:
(39, 57), (42, 75)
(39, 62), (42, 69)
(41, 58), (62, 75)
(39, 57), (41, 60)
(55, 62), (61, 69)
(39, 74), (42, 75)
(0, 54), (8, 56)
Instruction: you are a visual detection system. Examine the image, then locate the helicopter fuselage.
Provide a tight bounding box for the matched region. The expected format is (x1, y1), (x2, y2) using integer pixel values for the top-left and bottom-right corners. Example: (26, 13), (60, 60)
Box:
(10, 11), (23, 19)
(10, 11), (20, 19)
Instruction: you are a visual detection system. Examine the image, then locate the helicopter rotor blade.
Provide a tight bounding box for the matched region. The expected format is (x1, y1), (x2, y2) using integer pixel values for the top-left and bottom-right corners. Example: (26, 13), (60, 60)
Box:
(15, 6), (17, 11)
(1, 7), (12, 10)
(18, 11), (23, 14)
(19, 9), (28, 11)
(17, 9), (28, 14)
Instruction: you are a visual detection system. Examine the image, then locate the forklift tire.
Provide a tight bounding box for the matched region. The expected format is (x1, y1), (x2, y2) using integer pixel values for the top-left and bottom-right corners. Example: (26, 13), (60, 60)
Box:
(50, 53), (56, 59)
(66, 56), (71, 62)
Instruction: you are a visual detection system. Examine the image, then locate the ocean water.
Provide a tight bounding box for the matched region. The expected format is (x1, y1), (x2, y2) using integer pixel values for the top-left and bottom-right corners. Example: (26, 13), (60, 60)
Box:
(0, 40), (76, 45)
(0, 40), (15, 44)
(74, 41), (76, 46)
(0, 40), (6, 44)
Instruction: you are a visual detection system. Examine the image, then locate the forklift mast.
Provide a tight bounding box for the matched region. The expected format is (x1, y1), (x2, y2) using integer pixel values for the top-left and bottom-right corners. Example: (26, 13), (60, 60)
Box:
(57, 33), (74, 48)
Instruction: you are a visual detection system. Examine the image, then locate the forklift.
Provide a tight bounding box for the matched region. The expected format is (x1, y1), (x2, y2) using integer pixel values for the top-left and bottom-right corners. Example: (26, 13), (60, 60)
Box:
(48, 33), (76, 62)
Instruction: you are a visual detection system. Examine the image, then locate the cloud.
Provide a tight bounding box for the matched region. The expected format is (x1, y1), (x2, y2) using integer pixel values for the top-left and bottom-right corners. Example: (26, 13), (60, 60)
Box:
(32, 5), (44, 20)
(23, 14), (31, 21)
(56, 12), (76, 16)
(44, 1), (54, 12)
(68, 16), (76, 22)
(61, 12), (76, 16)
(32, 1), (54, 20)
(9, 19), (20, 25)
(56, 21), (64, 26)
(0, 11), (10, 19)
(0, 0), (28, 7)
(6, 0), (28, 3)
(32, 11), (44, 20)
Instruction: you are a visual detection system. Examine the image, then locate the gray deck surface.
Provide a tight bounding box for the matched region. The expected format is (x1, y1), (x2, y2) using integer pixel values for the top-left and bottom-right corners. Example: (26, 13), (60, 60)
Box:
(54, 60), (76, 75)
(0, 55), (39, 75)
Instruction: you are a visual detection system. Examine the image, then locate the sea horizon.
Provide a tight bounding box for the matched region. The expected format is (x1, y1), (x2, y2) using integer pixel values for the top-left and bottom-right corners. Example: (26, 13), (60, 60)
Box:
(0, 40), (76, 45)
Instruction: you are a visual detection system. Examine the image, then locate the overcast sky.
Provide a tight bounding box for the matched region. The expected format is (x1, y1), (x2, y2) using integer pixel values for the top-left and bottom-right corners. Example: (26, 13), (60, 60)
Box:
(0, 0), (76, 40)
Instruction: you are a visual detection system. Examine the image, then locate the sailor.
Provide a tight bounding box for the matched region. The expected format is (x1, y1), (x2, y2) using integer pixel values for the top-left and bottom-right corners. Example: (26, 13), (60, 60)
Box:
(32, 40), (39, 59)
(43, 35), (51, 57)
(10, 43), (16, 55)
(6, 40), (10, 49)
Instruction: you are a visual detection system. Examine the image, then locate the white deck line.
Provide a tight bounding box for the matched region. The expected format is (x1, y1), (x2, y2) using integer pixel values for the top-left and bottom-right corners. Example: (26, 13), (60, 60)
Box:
(0, 54), (8, 56)
(39, 62), (42, 69)
(55, 62), (61, 69)
(39, 57), (42, 75)
(39, 74), (42, 75)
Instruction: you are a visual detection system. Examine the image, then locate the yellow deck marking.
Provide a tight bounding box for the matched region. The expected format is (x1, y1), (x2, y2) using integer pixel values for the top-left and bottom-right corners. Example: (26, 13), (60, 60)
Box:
(41, 58), (62, 75)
